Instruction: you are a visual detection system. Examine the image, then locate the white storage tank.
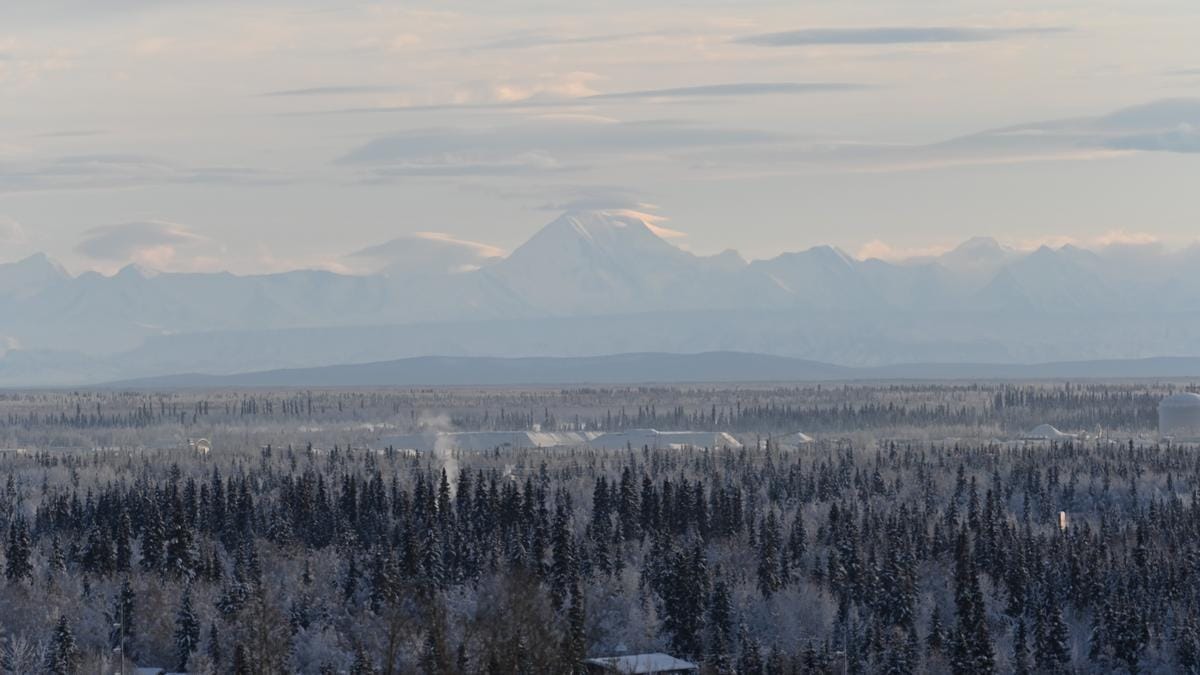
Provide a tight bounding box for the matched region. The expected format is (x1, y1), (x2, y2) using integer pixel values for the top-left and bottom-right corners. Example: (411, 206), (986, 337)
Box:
(1159, 392), (1200, 440)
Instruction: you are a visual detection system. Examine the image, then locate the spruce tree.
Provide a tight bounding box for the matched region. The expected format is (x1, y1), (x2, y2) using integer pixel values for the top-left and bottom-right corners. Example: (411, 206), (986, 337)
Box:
(1033, 593), (1070, 673)
(207, 622), (222, 668)
(926, 607), (945, 656)
(1176, 614), (1200, 674)
(115, 509), (134, 572)
(48, 536), (66, 575)
(757, 511), (784, 598)
(738, 625), (765, 675)
(165, 496), (198, 580)
(950, 529), (994, 674)
(550, 493), (575, 611)
(141, 506), (165, 573)
(660, 542), (710, 658)
(174, 586), (201, 671)
(787, 511), (807, 567)
(4, 515), (33, 584)
(708, 568), (735, 668)
(881, 628), (914, 675)
(108, 578), (137, 659)
(45, 616), (80, 675)
(82, 523), (115, 577)
(564, 572), (587, 671)
(1012, 619), (1031, 675)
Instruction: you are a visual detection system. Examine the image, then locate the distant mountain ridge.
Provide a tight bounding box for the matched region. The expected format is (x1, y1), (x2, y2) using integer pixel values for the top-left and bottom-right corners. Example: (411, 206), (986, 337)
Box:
(102, 352), (1200, 389)
(3, 209), (1200, 385)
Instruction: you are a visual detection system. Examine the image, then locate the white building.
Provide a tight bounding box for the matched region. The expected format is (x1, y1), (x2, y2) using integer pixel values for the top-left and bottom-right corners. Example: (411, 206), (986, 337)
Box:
(1020, 424), (1074, 441)
(583, 653), (699, 674)
(586, 429), (742, 451)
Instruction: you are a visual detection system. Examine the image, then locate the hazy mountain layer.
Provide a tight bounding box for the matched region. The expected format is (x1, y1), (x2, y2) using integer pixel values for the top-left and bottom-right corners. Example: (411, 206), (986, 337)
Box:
(2, 210), (1200, 385)
(105, 353), (1200, 389)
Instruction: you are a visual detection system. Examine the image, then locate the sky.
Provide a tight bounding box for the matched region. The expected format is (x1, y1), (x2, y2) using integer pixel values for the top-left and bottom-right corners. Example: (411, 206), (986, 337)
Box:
(1, 0), (1199, 274)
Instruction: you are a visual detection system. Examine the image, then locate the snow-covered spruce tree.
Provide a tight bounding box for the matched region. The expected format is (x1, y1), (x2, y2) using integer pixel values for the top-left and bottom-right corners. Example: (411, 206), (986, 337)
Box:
(1011, 618), (1031, 675)
(707, 566), (735, 670)
(81, 522), (115, 577)
(207, 622), (222, 669)
(738, 624), (764, 675)
(174, 585), (201, 671)
(4, 514), (33, 584)
(756, 510), (784, 599)
(1033, 589), (1070, 673)
(115, 509), (134, 573)
(950, 527), (994, 674)
(563, 570), (587, 672)
(786, 510), (806, 570)
(165, 492), (198, 581)
(660, 541), (709, 659)
(107, 577), (137, 660)
(550, 489), (575, 612)
(926, 606), (946, 657)
(44, 616), (80, 675)
(140, 506), (164, 574)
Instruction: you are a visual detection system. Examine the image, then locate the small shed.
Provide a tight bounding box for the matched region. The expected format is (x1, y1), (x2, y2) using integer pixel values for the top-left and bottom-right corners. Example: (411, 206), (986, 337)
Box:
(583, 653), (699, 674)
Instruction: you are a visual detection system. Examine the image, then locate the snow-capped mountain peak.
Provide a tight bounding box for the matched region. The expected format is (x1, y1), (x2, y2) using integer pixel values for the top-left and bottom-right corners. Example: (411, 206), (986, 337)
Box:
(3, 213), (1200, 383)
(509, 210), (686, 263)
(0, 253), (71, 299)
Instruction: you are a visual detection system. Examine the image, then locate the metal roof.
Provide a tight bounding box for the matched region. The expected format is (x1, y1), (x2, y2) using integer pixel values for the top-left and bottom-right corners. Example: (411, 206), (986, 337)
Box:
(584, 653), (699, 674)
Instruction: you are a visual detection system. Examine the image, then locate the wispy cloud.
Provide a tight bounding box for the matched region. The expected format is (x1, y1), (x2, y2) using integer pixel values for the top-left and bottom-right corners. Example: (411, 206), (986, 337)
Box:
(289, 73), (602, 116)
(856, 239), (953, 261)
(735, 26), (1067, 47)
(75, 220), (205, 269)
(285, 99), (570, 117)
(346, 232), (505, 275)
(478, 31), (662, 50)
(586, 82), (869, 100)
(260, 84), (407, 97)
(0, 215), (26, 244)
(0, 153), (289, 193)
(338, 118), (783, 167)
(351, 232), (504, 260)
(363, 153), (574, 178)
(697, 98), (1200, 174)
(1094, 230), (1160, 247)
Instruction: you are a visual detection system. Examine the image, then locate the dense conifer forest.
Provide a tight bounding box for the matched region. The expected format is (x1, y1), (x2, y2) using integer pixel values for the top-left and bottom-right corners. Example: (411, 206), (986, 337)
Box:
(1, 383), (1198, 673)
(0, 382), (1174, 446)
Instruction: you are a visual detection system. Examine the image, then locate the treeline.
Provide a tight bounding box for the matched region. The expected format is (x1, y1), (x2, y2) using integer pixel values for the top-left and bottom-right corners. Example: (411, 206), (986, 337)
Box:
(2, 438), (1200, 673)
(0, 383), (1182, 437)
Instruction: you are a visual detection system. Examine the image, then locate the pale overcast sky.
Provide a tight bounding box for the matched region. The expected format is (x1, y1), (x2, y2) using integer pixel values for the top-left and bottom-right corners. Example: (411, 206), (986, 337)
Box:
(1, 0), (1199, 273)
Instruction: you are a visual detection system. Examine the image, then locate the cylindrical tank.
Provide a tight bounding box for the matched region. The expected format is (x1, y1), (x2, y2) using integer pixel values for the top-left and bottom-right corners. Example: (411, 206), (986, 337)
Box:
(1159, 393), (1200, 439)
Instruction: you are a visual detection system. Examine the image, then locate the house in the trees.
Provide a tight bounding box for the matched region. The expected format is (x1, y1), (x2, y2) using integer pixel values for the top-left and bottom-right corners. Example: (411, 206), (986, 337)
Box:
(583, 653), (699, 674)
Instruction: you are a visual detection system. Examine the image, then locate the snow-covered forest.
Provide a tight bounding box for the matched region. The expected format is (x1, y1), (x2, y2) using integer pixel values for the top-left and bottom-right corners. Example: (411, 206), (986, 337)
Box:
(1, 383), (1198, 673)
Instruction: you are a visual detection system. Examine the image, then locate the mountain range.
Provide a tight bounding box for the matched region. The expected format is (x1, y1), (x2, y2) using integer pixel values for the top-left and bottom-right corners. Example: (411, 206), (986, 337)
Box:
(104, 353), (1200, 389)
(3, 210), (1200, 386)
